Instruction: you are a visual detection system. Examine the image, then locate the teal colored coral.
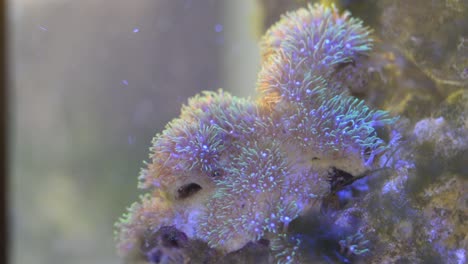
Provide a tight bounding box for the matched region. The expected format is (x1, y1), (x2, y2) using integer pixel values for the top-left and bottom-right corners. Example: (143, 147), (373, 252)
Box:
(116, 4), (397, 263)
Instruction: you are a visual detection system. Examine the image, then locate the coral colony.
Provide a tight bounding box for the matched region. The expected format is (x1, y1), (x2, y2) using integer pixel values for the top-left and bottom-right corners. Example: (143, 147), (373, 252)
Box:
(116, 4), (397, 263)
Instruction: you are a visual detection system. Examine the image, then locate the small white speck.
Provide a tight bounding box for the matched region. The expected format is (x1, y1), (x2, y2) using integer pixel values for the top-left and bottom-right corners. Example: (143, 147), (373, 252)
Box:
(133, 28), (140, 33)
(214, 24), (223, 33)
(39, 26), (47, 31)
(121, 80), (129, 86)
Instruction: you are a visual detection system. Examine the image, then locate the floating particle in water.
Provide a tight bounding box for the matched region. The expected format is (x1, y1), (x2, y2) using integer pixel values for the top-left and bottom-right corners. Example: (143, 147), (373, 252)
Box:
(133, 28), (140, 33)
(38, 25), (47, 31)
(128, 135), (136, 145)
(214, 24), (223, 33)
(121, 80), (129, 86)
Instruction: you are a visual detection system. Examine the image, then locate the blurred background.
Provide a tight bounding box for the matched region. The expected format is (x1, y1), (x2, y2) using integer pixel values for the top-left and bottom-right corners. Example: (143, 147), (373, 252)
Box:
(10, 0), (261, 263)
